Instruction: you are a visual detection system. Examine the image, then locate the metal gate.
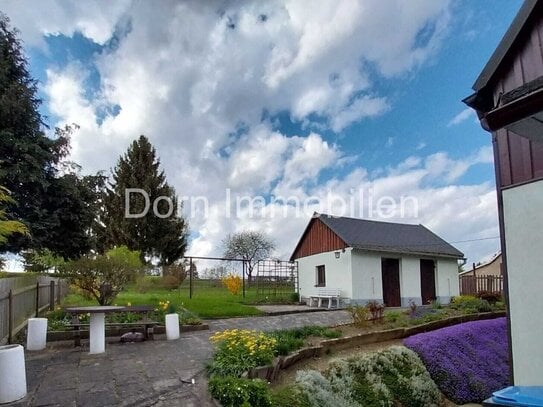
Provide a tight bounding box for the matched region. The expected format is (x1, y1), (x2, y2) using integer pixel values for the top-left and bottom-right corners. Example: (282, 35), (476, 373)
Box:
(255, 260), (298, 299)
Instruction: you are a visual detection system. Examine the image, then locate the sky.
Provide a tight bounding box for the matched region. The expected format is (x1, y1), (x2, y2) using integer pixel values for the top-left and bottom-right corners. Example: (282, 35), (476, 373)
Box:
(1, 0), (525, 269)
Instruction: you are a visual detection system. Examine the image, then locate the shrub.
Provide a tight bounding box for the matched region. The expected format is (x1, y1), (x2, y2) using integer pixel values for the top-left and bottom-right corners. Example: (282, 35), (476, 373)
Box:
(160, 274), (182, 290)
(271, 326), (342, 356)
(476, 291), (502, 305)
(290, 292), (300, 303)
(208, 329), (277, 377)
(270, 385), (311, 407)
(222, 274), (243, 295)
(61, 246), (144, 305)
(346, 304), (369, 327)
(404, 317), (510, 404)
(366, 300), (385, 322)
(296, 346), (441, 407)
(450, 295), (492, 313)
(384, 310), (404, 324)
(208, 376), (271, 407)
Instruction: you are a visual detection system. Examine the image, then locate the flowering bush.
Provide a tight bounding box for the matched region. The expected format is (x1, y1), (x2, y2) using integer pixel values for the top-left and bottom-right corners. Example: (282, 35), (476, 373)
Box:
(208, 376), (271, 407)
(222, 274), (242, 295)
(208, 329), (277, 377)
(404, 317), (510, 404)
(295, 346), (441, 406)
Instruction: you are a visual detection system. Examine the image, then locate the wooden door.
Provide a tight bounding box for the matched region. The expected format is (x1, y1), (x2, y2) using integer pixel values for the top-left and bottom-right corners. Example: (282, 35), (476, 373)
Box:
(381, 258), (401, 307)
(420, 259), (436, 304)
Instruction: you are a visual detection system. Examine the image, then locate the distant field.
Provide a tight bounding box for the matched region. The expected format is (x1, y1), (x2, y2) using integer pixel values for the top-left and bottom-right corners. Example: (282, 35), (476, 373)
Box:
(61, 277), (295, 319)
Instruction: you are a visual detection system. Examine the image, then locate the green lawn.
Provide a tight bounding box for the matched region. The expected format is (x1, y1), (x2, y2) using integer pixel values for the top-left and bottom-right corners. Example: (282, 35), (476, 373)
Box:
(61, 278), (285, 319)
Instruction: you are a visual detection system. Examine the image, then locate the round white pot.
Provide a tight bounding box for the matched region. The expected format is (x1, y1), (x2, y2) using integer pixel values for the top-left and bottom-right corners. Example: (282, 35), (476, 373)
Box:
(165, 313), (180, 340)
(27, 318), (48, 351)
(0, 344), (27, 403)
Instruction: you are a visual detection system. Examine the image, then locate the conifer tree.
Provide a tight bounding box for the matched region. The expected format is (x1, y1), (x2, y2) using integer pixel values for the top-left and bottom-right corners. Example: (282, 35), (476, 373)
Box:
(103, 135), (188, 264)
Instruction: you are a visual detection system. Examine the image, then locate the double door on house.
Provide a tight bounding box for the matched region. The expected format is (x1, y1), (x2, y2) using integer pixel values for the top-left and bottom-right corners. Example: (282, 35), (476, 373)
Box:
(381, 258), (436, 307)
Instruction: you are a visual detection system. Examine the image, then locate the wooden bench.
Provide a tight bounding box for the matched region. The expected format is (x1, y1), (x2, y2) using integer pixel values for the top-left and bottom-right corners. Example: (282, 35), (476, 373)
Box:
(309, 288), (341, 308)
(68, 305), (159, 347)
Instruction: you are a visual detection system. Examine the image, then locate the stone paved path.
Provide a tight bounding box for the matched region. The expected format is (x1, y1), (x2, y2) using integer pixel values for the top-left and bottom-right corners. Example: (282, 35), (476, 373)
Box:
(11, 310), (351, 407)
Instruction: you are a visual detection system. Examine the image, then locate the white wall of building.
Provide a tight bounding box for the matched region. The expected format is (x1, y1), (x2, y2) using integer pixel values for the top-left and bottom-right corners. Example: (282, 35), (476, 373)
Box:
(297, 248), (459, 307)
(503, 180), (543, 385)
(297, 249), (353, 301)
(436, 258), (459, 304)
(351, 250), (383, 304)
(400, 256), (422, 306)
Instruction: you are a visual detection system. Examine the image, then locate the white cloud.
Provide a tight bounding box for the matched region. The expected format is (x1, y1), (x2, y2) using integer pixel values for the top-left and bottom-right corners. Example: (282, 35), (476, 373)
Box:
(1, 0), (500, 265)
(448, 107), (476, 127)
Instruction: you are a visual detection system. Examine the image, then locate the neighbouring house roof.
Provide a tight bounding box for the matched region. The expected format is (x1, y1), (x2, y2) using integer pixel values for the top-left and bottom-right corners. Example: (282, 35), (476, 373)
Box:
(291, 213), (464, 260)
(459, 252), (502, 275)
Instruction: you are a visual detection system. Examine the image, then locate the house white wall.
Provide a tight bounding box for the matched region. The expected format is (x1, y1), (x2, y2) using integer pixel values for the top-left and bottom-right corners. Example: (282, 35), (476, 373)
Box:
(502, 180), (543, 385)
(298, 248), (459, 306)
(351, 250), (383, 304)
(400, 256), (422, 306)
(297, 249), (353, 302)
(436, 258), (459, 304)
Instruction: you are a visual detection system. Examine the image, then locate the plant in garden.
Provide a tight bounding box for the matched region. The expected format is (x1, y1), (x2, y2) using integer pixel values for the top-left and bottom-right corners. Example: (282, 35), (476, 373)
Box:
(296, 346), (441, 407)
(476, 291), (502, 305)
(404, 317), (510, 404)
(271, 326), (341, 356)
(450, 295), (492, 313)
(60, 246), (144, 305)
(208, 329), (277, 377)
(408, 299), (417, 317)
(346, 304), (369, 327)
(208, 376), (271, 407)
(222, 273), (242, 295)
(366, 300), (385, 322)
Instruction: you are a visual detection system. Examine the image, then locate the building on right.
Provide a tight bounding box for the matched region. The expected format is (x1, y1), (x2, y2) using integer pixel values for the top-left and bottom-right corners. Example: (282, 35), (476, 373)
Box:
(464, 0), (543, 386)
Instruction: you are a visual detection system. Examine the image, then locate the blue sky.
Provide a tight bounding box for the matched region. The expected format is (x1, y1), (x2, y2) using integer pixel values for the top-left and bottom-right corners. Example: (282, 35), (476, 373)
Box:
(2, 0), (525, 265)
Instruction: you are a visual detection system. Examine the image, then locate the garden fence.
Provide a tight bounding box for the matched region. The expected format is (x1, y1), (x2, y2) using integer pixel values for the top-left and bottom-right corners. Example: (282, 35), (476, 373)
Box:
(0, 275), (68, 344)
(459, 274), (503, 296)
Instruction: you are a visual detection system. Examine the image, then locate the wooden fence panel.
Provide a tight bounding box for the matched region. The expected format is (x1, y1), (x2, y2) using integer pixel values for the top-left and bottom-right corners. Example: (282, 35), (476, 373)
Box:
(0, 275), (68, 344)
(459, 274), (504, 296)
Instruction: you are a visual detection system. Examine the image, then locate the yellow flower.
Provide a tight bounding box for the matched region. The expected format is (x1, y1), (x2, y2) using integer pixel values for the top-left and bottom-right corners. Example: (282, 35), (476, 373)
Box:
(127, 302), (131, 307)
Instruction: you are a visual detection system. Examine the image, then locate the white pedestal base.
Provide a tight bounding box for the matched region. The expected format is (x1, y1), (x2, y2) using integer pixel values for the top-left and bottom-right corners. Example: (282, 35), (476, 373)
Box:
(89, 313), (105, 354)
(27, 318), (48, 351)
(165, 313), (180, 340)
(0, 344), (27, 403)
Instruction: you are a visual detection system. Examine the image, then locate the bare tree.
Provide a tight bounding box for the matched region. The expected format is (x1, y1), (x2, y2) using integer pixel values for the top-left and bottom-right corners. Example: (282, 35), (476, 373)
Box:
(223, 231), (275, 283)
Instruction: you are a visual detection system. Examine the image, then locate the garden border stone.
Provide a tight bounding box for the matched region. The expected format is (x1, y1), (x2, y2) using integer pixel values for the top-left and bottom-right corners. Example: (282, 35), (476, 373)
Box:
(246, 311), (506, 383)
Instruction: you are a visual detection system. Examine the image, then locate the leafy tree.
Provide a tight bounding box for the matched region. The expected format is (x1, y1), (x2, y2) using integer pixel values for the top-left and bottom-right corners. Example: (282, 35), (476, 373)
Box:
(223, 231), (275, 282)
(0, 186), (28, 244)
(61, 246), (144, 305)
(103, 135), (188, 265)
(0, 15), (70, 253)
(22, 248), (65, 273)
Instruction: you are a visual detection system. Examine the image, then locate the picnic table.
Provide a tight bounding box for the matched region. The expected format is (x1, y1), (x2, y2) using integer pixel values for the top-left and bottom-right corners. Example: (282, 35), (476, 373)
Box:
(65, 306), (125, 354)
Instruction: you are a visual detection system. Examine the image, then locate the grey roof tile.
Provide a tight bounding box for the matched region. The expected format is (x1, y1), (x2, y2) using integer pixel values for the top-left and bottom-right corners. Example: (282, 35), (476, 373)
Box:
(317, 214), (464, 258)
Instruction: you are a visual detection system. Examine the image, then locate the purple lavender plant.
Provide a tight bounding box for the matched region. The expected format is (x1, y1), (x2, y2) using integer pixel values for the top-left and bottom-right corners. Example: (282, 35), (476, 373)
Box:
(404, 318), (510, 404)
(404, 317), (510, 404)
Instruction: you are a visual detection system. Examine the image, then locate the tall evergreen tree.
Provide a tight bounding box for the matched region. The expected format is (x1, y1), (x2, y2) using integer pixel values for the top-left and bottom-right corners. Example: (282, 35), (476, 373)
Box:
(0, 15), (104, 259)
(103, 135), (188, 264)
(0, 14), (69, 252)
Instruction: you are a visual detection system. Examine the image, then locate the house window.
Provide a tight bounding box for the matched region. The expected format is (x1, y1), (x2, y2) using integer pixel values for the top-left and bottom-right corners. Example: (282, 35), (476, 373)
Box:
(316, 265), (326, 287)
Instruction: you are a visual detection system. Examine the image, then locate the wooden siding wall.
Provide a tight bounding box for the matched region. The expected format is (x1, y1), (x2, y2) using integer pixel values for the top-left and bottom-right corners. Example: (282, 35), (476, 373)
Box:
(292, 218), (347, 259)
(491, 11), (543, 188)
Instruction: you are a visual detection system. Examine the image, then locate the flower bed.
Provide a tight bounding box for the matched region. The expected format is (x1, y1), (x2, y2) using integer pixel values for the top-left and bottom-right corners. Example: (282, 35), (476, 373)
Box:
(295, 346), (441, 407)
(403, 317), (510, 404)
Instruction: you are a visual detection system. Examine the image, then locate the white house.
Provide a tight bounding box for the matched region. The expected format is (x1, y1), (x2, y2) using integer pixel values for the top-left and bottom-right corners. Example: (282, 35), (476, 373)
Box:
(463, 0), (543, 386)
(290, 214), (463, 307)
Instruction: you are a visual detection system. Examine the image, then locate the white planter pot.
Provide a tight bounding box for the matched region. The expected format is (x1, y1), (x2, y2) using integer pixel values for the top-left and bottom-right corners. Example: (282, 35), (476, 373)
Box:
(0, 344), (27, 403)
(165, 313), (180, 340)
(27, 318), (48, 351)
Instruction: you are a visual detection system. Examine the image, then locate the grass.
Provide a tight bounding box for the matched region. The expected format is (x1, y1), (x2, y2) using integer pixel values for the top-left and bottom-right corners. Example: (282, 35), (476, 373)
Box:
(271, 326), (342, 355)
(61, 278), (298, 319)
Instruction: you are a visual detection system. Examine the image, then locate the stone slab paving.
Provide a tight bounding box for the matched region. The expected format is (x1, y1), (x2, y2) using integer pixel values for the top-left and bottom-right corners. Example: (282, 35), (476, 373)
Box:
(8, 310), (351, 407)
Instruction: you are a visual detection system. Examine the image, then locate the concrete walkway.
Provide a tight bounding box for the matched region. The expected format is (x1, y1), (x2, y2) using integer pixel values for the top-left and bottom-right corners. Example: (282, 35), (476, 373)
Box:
(12, 310), (351, 407)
